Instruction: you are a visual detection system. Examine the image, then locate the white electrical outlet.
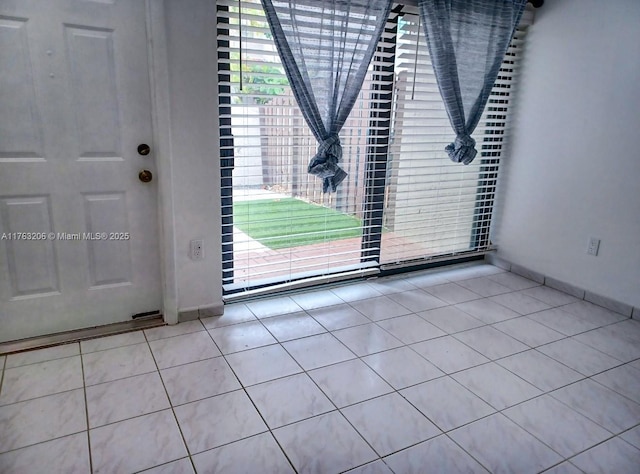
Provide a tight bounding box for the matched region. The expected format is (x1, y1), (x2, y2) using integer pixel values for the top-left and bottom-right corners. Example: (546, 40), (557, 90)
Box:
(587, 237), (600, 256)
(190, 239), (204, 260)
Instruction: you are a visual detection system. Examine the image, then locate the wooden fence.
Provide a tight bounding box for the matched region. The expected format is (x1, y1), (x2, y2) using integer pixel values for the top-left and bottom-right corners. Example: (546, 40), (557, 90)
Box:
(257, 95), (371, 218)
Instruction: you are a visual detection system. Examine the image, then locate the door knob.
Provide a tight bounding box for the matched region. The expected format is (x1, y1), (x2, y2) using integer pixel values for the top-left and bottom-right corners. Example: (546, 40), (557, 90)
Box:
(138, 169), (153, 183)
(137, 144), (151, 156)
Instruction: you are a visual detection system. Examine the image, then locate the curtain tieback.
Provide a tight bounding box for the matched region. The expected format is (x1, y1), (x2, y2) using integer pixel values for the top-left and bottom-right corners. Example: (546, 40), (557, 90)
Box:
(308, 134), (347, 193)
(446, 134), (477, 165)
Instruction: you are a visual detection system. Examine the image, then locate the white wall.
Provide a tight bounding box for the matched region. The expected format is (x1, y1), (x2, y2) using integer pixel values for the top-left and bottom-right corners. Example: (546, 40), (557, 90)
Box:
(161, 0), (223, 317)
(493, 0), (640, 308)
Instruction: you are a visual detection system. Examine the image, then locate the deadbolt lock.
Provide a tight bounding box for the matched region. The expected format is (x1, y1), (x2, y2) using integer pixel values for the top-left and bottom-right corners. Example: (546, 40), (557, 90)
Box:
(138, 169), (153, 183)
(137, 144), (151, 156)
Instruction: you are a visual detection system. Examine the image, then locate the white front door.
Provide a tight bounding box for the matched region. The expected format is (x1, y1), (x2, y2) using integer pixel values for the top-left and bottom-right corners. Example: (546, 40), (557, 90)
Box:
(0, 0), (162, 342)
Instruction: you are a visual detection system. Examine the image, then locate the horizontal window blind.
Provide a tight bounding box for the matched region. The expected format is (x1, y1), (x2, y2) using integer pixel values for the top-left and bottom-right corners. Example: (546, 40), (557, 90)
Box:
(380, 5), (533, 267)
(218, 0), (533, 295)
(218, 0), (397, 293)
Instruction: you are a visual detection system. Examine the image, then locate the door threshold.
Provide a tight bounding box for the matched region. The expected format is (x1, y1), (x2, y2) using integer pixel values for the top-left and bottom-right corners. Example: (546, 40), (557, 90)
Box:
(0, 316), (165, 356)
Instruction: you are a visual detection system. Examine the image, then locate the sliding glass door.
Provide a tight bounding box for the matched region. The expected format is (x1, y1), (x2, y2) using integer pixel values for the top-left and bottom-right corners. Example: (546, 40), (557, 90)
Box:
(217, 1), (533, 295)
(380, 6), (532, 267)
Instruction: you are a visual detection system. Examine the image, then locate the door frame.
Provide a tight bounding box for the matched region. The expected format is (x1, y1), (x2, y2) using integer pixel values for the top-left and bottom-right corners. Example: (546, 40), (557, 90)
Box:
(147, 0), (224, 324)
(146, 0), (177, 325)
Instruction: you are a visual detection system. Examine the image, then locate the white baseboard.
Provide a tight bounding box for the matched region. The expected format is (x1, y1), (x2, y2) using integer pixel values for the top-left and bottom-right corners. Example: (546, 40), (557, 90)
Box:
(484, 254), (636, 318)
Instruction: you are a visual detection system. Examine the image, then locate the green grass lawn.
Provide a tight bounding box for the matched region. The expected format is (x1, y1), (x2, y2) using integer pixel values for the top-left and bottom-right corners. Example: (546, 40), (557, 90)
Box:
(233, 198), (362, 250)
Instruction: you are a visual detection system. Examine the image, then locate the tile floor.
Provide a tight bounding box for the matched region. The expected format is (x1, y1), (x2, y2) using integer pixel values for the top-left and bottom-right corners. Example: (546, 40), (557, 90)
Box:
(1, 263), (640, 473)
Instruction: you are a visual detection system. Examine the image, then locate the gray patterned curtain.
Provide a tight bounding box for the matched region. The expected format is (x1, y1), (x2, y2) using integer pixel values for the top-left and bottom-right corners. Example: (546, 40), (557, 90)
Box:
(261, 0), (393, 192)
(418, 0), (527, 164)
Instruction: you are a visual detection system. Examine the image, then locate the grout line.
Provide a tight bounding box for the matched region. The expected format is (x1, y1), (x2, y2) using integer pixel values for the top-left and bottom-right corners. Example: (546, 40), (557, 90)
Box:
(143, 329), (198, 473)
(0, 355), (6, 396)
(549, 433), (626, 468)
(336, 290), (505, 470)
(260, 284), (637, 469)
(0, 431), (90, 459)
(135, 456), (191, 473)
(236, 306), (392, 470)
(0, 384), (85, 409)
(245, 291), (501, 470)
(79, 350), (94, 474)
(439, 431), (493, 473)
(2, 349), (80, 370)
(202, 323), (300, 473)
